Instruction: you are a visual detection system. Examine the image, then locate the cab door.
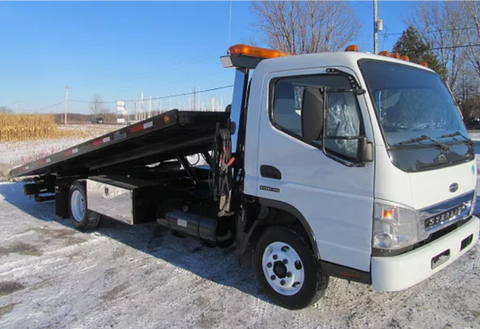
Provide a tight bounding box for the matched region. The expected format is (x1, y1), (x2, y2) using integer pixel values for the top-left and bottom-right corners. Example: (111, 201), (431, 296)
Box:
(255, 69), (375, 271)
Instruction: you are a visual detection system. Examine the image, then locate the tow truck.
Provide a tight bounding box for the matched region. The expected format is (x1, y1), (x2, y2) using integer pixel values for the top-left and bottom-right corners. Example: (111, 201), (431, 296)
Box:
(10, 44), (479, 309)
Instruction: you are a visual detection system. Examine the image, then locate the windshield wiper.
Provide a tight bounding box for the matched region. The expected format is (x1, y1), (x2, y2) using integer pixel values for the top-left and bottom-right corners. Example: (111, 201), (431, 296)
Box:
(440, 131), (474, 146)
(397, 135), (450, 151)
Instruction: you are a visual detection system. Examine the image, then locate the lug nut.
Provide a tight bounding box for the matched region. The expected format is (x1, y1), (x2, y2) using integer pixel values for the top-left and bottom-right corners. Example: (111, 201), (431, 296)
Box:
(287, 272), (292, 278)
(283, 259), (288, 265)
(270, 275), (276, 280)
(273, 254), (278, 260)
(280, 280), (285, 286)
(295, 260), (302, 270)
(267, 262), (272, 268)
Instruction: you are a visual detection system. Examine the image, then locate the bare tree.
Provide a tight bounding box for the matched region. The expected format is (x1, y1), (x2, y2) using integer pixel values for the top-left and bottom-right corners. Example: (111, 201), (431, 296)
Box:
(0, 106), (13, 113)
(405, 2), (467, 90)
(250, 1), (361, 54)
(459, 1), (480, 80)
(90, 94), (105, 116)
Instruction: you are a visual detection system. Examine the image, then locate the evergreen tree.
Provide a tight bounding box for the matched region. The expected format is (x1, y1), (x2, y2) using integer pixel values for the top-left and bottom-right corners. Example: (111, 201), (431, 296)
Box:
(392, 26), (447, 79)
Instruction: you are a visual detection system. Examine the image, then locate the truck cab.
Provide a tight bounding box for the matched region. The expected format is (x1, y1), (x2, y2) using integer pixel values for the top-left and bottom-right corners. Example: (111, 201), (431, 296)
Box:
(224, 45), (478, 308)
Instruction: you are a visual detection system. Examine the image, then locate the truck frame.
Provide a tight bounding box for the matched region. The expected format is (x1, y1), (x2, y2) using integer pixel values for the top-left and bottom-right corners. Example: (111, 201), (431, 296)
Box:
(10, 44), (479, 309)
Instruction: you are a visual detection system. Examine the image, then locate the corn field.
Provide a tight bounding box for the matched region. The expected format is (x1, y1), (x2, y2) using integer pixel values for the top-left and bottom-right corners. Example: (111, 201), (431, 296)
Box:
(0, 114), (78, 142)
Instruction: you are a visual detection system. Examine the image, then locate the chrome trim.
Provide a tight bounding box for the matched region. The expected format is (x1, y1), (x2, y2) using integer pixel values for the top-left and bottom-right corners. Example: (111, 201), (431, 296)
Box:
(87, 179), (134, 225)
(419, 191), (475, 235)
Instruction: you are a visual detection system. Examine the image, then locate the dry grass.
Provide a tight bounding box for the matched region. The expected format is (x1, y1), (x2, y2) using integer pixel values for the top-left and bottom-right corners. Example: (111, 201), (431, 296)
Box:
(0, 114), (86, 142)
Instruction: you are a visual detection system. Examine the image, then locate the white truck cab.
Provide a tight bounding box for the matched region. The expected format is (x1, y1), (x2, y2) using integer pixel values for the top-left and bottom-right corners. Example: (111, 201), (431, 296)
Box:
(224, 45), (479, 308)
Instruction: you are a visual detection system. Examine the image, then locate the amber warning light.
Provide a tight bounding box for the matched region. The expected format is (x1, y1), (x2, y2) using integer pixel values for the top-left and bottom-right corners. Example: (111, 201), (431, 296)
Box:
(228, 44), (294, 59)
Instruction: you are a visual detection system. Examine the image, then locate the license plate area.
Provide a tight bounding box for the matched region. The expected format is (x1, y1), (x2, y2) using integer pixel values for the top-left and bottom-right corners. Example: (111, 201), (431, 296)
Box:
(431, 249), (450, 270)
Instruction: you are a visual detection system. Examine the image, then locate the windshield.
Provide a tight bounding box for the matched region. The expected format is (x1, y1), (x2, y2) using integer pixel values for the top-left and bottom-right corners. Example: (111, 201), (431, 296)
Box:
(359, 59), (468, 145)
(359, 59), (473, 172)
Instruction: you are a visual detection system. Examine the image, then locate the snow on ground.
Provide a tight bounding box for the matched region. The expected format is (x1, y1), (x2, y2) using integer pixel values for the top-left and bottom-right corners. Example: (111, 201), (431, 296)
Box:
(0, 134), (479, 328)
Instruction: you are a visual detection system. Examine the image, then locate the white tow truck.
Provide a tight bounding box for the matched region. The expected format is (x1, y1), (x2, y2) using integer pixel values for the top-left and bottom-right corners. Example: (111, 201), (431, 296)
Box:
(12, 44), (479, 309)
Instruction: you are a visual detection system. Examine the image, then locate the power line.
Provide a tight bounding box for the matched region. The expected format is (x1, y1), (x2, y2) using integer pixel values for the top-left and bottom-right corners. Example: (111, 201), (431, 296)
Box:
(133, 85), (233, 103)
(32, 101), (65, 112)
(385, 26), (480, 37)
(71, 50), (216, 89)
(429, 44), (480, 50)
(70, 99), (116, 104)
(70, 85), (234, 105)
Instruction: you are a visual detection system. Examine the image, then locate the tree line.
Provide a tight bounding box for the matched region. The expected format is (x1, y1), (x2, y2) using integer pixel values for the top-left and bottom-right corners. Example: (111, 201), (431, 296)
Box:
(250, 1), (480, 119)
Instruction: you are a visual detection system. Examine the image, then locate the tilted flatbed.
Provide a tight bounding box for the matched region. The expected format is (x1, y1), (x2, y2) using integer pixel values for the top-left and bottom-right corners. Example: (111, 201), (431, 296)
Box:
(10, 110), (229, 178)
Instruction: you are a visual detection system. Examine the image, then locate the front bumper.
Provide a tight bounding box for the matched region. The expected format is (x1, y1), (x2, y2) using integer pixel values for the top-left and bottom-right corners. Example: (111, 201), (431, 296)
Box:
(371, 216), (479, 291)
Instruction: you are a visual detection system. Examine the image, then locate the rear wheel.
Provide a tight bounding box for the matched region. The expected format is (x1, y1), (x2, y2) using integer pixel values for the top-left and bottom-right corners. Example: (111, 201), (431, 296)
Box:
(69, 180), (100, 231)
(254, 226), (329, 309)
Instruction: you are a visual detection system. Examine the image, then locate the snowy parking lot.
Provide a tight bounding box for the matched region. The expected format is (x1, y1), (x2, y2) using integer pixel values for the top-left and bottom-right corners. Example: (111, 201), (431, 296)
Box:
(0, 136), (479, 328)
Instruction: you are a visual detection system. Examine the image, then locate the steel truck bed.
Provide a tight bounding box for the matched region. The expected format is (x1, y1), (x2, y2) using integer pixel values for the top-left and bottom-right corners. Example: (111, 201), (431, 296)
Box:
(9, 110), (229, 178)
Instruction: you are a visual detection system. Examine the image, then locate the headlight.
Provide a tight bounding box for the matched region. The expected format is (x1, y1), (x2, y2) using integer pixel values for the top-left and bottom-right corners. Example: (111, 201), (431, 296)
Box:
(373, 201), (420, 250)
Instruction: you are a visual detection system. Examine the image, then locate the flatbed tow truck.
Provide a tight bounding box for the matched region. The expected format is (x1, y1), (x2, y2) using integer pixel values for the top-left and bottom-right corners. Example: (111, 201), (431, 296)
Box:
(10, 44), (479, 309)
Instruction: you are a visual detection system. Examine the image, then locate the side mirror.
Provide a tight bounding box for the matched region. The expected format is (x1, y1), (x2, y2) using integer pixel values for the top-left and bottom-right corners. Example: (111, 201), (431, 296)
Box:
(359, 137), (373, 162)
(301, 87), (324, 141)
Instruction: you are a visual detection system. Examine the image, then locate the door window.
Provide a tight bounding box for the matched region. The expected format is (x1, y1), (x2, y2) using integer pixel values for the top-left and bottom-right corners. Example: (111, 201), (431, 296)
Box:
(271, 75), (363, 160)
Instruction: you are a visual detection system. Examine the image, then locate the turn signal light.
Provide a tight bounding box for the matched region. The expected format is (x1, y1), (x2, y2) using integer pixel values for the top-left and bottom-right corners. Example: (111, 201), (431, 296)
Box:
(228, 44), (294, 59)
(383, 209), (394, 220)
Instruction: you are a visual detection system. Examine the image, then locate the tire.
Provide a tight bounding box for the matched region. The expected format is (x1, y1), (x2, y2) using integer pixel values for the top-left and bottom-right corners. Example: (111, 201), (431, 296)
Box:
(254, 226), (329, 310)
(69, 180), (101, 231)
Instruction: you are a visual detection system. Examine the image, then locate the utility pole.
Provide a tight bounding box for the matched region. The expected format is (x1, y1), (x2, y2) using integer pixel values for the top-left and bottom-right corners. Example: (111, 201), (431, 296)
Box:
(373, 0), (383, 54)
(373, 0), (378, 54)
(64, 86), (71, 125)
(193, 87), (196, 111)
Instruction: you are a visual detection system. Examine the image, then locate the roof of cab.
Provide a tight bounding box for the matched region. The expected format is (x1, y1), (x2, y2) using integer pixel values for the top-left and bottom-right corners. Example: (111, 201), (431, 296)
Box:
(254, 51), (433, 76)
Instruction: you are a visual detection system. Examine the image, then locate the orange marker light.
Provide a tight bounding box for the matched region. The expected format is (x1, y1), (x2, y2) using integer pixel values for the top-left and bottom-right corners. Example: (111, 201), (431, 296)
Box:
(420, 61), (429, 67)
(378, 51), (390, 57)
(400, 55), (410, 61)
(345, 44), (359, 52)
(228, 44), (294, 59)
(383, 209), (394, 220)
(391, 53), (401, 59)
(164, 116), (170, 124)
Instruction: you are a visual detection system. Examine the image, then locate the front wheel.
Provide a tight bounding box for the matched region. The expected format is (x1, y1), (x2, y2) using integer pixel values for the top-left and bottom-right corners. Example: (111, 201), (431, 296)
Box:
(69, 180), (101, 231)
(254, 227), (329, 309)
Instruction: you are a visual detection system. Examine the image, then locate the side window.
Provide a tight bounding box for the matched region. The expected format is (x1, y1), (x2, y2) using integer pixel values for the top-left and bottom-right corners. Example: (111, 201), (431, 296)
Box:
(271, 75), (363, 161)
(272, 81), (303, 136)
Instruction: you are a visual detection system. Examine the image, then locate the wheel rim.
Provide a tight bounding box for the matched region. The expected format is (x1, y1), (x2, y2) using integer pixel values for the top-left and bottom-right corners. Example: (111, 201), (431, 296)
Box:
(262, 241), (305, 296)
(71, 190), (85, 223)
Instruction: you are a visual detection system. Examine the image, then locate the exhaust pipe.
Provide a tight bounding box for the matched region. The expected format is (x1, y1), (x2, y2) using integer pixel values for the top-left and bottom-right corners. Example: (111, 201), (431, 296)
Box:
(157, 208), (235, 247)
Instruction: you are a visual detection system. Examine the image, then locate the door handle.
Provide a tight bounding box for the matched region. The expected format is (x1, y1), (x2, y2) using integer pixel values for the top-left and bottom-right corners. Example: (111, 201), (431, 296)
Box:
(260, 165), (282, 180)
